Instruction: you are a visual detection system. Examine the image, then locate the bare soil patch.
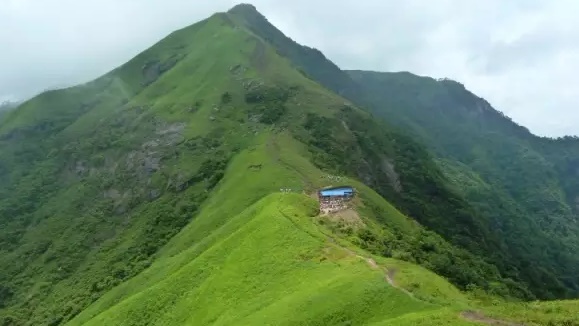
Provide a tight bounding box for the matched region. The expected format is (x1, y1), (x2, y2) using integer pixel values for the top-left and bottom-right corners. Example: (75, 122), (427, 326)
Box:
(326, 209), (364, 226)
(461, 311), (525, 326)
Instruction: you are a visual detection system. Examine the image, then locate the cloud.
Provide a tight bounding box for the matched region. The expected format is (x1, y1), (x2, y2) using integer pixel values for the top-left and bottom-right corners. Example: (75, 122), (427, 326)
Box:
(0, 0), (577, 136)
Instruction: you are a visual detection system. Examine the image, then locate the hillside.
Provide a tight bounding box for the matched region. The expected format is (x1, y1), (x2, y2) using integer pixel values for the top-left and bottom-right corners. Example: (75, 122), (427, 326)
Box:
(64, 133), (579, 326)
(225, 3), (579, 299)
(63, 134), (469, 326)
(1, 3), (578, 326)
(346, 71), (579, 299)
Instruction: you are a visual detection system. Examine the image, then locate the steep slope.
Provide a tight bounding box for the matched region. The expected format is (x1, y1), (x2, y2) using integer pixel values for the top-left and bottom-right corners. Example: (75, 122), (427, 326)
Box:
(0, 15), (247, 324)
(60, 132), (579, 325)
(0, 7), (527, 326)
(66, 132), (574, 326)
(346, 71), (579, 299)
(63, 136), (466, 326)
(224, 4), (579, 300)
(227, 4), (362, 99)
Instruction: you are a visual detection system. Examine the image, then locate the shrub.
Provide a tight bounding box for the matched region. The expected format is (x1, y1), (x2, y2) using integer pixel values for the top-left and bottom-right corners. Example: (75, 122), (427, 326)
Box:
(221, 92), (232, 104)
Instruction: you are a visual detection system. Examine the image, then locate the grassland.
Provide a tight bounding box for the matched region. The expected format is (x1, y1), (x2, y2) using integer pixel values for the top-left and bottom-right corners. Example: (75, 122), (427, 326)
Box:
(67, 132), (579, 325)
(65, 134), (468, 326)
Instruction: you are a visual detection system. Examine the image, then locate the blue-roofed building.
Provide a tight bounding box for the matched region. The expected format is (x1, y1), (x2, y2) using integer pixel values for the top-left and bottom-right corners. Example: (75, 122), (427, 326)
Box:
(318, 186), (354, 199)
(318, 186), (355, 214)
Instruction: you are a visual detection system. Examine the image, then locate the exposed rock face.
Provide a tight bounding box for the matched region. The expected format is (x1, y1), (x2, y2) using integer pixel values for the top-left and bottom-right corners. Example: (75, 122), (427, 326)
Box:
(381, 157), (402, 193)
(142, 55), (183, 86)
(103, 189), (121, 200)
(143, 156), (161, 174)
(149, 189), (161, 200)
(75, 161), (88, 176)
(156, 123), (185, 136)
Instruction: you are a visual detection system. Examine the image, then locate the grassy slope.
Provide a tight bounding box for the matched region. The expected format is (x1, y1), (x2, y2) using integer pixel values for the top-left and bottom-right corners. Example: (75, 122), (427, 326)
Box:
(345, 70), (579, 299)
(66, 133), (471, 326)
(0, 13), (275, 324)
(483, 300), (579, 325)
(67, 131), (579, 326)
(226, 4), (561, 300)
(230, 2), (579, 299)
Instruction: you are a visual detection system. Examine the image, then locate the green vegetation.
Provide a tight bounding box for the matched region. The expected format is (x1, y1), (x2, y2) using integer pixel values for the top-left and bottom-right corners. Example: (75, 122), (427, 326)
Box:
(344, 71), (579, 299)
(232, 3), (579, 300)
(0, 3), (578, 326)
(64, 140), (446, 326)
(481, 300), (579, 325)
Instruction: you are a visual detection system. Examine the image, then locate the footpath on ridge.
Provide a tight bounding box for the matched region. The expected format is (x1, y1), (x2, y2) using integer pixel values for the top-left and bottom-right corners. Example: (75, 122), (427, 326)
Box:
(351, 245), (525, 325)
(320, 205), (525, 326)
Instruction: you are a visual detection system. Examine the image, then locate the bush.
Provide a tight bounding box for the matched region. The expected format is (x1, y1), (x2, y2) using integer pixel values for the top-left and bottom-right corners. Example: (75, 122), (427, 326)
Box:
(221, 92), (232, 104)
(244, 85), (292, 125)
(0, 284), (13, 308)
(259, 105), (286, 124)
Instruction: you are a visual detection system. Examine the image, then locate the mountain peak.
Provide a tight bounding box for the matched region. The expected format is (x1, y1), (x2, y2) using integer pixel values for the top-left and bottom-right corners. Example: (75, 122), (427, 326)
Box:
(228, 3), (260, 15)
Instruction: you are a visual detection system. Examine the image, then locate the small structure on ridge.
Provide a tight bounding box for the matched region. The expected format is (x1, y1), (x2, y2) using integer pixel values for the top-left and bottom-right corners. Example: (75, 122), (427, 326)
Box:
(318, 186), (355, 214)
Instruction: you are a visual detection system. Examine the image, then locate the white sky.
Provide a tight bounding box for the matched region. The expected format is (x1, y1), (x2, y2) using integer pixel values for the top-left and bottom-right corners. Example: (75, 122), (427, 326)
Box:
(1, 0), (578, 136)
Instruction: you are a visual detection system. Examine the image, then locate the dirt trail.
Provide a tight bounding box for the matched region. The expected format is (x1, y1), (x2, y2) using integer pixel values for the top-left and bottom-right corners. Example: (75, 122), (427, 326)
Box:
(461, 311), (525, 326)
(351, 253), (416, 299)
(340, 242), (523, 325)
(384, 268), (413, 297)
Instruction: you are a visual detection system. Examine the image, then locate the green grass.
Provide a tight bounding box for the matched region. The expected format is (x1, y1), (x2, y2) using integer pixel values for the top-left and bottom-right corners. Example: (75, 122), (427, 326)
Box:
(71, 194), (436, 326)
(66, 132), (540, 326)
(67, 136), (480, 326)
(475, 300), (579, 325)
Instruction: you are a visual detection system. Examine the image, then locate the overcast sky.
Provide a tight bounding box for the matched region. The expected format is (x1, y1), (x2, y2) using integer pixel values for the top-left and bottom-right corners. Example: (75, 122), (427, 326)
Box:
(2, 0), (578, 137)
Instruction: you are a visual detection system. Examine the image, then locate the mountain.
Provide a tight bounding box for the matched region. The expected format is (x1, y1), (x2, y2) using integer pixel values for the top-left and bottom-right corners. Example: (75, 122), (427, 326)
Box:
(0, 3), (578, 326)
(345, 71), (579, 299)
(227, 4), (579, 299)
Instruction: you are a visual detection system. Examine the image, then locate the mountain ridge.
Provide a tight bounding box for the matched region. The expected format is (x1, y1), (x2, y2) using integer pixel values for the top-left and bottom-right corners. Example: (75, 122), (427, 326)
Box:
(343, 69), (579, 298)
(225, 3), (579, 299)
(0, 4), (578, 325)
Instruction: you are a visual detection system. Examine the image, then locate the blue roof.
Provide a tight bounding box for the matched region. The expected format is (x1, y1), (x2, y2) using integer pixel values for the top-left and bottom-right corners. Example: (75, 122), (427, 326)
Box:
(320, 187), (354, 197)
